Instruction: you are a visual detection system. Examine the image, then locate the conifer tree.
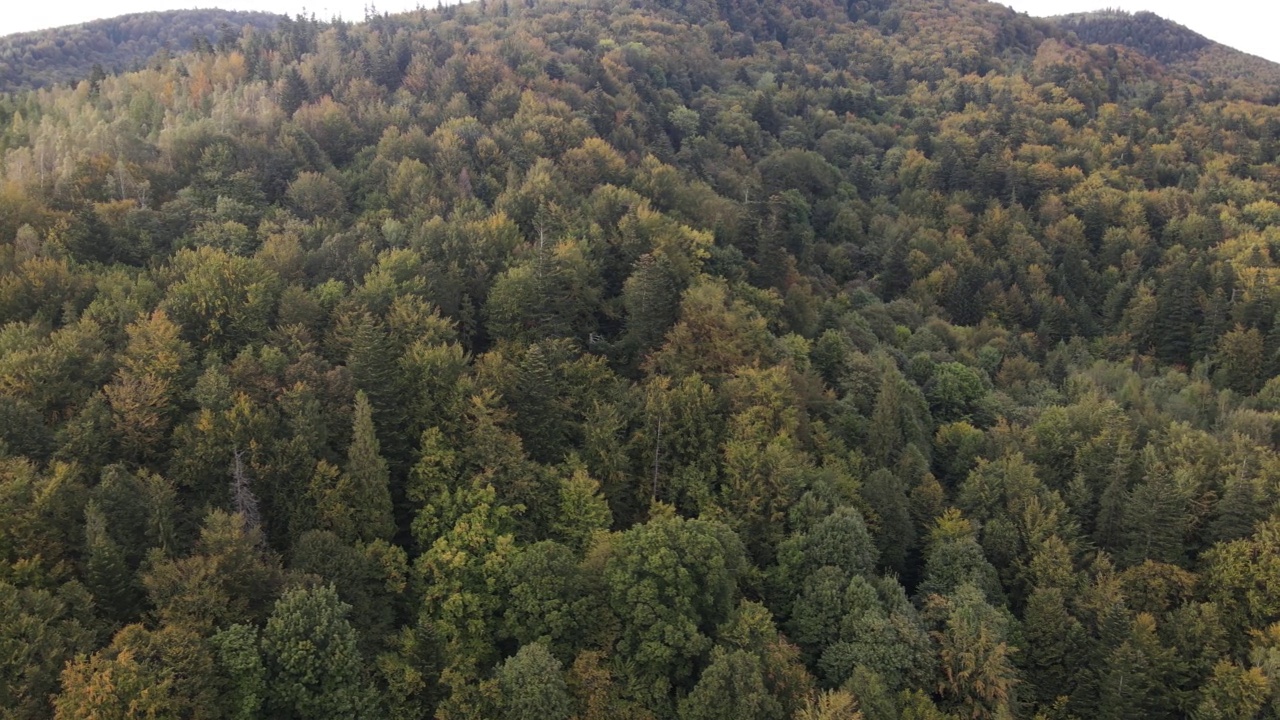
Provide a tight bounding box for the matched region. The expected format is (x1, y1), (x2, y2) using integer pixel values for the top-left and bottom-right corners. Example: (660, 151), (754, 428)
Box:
(83, 500), (137, 623)
(341, 391), (396, 543)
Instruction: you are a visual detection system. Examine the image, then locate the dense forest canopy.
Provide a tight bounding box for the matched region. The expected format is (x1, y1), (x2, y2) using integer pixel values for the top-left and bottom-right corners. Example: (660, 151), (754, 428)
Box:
(0, 10), (283, 93)
(2, 0), (1280, 718)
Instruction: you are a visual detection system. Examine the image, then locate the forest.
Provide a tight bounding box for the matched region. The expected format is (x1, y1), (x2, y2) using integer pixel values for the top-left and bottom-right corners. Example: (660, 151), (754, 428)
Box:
(1, 0), (1280, 717)
(0, 10), (283, 93)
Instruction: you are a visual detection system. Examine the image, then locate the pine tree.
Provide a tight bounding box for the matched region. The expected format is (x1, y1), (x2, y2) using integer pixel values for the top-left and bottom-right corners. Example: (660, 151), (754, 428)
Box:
(1097, 613), (1180, 720)
(623, 253), (681, 359)
(347, 314), (411, 470)
(1020, 587), (1089, 711)
(1120, 470), (1187, 567)
(83, 500), (138, 624)
(926, 582), (1020, 720)
(862, 468), (915, 574)
(279, 67), (310, 116)
(1207, 470), (1263, 544)
(330, 391), (395, 544)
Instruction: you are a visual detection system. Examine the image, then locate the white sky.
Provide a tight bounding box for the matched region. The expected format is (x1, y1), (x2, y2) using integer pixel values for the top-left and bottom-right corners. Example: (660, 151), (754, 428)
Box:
(1, 0), (1278, 64)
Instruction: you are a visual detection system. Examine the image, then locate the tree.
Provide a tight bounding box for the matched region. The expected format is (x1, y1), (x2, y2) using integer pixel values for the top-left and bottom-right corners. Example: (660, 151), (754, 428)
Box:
(285, 172), (346, 221)
(55, 624), (224, 720)
(102, 309), (190, 461)
(141, 509), (283, 632)
(1194, 659), (1269, 720)
(0, 580), (95, 720)
(925, 363), (988, 425)
(604, 513), (747, 712)
(623, 253), (682, 358)
(415, 483), (517, 680)
(551, 465), (612, 552)
(212, 624), (267, 720)
(815, 575), (934, 690)
(161, 247), (280, 355)
(862, 468), (915, 575)
(1096, 613), (1181, 720)
(1215, 325), (1265, 395)
(677, 647), (785, 720)
(1203, 519), (1280, 648)
(1019, 587), (1089, 712)
(499, 540), (594, 658)
(918, 509), (1003, 603)
(1120, 468), (1188, 567)
(346, 315), (412, 469)
(313, 391), (395, 544)
(868, 365), (931, 469)
(794, 690), (863, 720)
(262, 585), (376, 720)
(716, 600), (814, 716)
(496, 643), (573, 720)
(926, 582), (1020, 720)
(82, 500), (138, 624)
(290, 530), (407, 650)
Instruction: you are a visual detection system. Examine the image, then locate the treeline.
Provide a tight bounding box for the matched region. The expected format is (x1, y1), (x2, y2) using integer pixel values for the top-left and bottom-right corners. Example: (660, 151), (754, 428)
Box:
(2, 0), (1280, 718)
(0, 10), (282, 93)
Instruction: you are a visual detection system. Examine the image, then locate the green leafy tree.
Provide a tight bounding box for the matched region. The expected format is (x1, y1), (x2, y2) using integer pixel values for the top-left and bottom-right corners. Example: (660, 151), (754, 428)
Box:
(677, 647), (785, 720)
(495, 642), (573, 720)
(262, 585), (377, 720)
(212, 624), (267, 720)
(0, 580), (96, 720)
(604, 512), (747, 712)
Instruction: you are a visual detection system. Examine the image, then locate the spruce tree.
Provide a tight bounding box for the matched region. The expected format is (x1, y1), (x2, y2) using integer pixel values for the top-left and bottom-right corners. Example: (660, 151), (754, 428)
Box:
(83, 501), (138, 624)
(338, 391), (395, 544)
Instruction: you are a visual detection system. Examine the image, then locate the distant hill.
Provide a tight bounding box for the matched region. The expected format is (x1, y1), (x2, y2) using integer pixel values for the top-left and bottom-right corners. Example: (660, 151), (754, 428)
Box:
(1053, 9), (1280, 100)
(0, 10), (283, 93)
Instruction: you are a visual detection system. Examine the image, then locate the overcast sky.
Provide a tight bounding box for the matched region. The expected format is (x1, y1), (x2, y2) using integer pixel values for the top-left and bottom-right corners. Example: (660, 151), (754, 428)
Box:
(2, 0), (1277, 63)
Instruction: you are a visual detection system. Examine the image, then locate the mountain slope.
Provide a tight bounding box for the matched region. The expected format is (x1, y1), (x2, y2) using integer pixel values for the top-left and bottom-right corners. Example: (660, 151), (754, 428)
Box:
(0, 9), (283, 93)
(2, 0), (1280, 718)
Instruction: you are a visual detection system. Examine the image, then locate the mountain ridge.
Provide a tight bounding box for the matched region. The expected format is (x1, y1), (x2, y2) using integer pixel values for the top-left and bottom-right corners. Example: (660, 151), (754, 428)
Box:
(0, 9), (284, 93)
(1048, 8), (1280, 101)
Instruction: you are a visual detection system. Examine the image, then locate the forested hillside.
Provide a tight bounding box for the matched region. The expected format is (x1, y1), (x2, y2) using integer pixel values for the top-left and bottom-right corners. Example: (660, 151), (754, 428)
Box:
(0, 10), (283, 93)
(1055, 9), (1280, 102)
(2, 0), (1280, 718)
